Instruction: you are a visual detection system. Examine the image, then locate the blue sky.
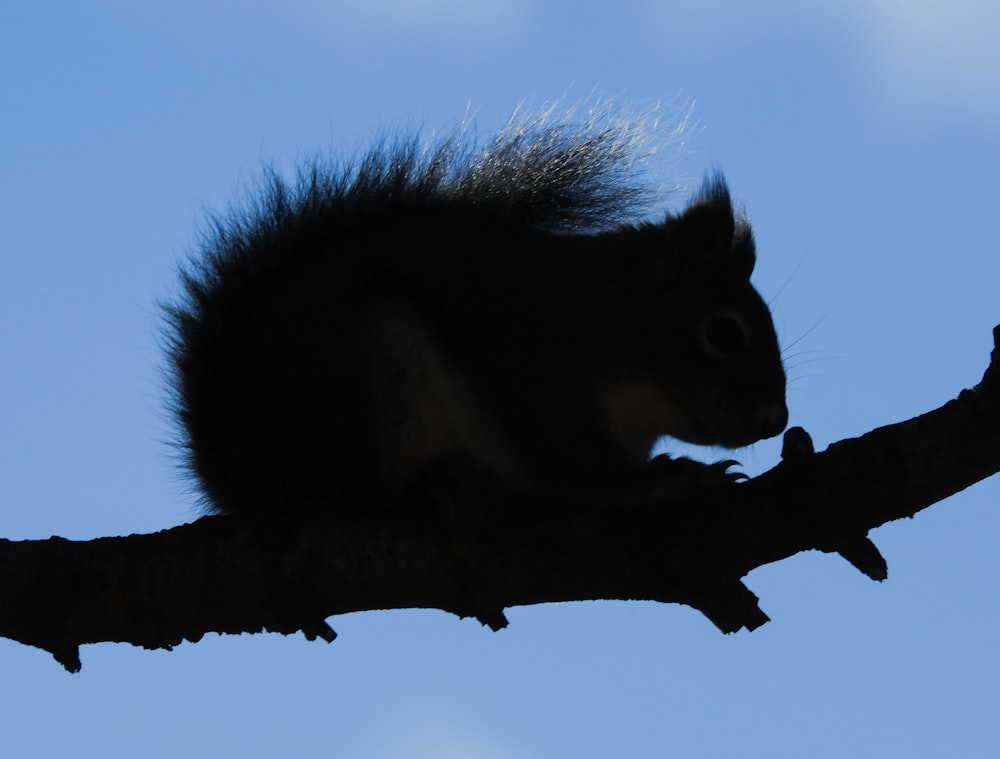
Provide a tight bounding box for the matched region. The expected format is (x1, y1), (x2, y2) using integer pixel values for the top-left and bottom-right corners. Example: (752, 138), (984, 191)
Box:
(2, 2), (999, 757)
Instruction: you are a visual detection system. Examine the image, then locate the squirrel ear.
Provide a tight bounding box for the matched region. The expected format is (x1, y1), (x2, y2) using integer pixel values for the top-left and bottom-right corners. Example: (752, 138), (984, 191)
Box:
(731, 219), (756, 280)
(675, 174), (755, 281)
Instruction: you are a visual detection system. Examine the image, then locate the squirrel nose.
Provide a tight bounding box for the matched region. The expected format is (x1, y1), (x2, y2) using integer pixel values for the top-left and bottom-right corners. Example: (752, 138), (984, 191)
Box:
(756, 400), (789, 439)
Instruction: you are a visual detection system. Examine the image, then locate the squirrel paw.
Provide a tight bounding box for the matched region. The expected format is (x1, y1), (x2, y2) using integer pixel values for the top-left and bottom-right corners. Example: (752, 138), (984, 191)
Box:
(644, 455), (745, 501)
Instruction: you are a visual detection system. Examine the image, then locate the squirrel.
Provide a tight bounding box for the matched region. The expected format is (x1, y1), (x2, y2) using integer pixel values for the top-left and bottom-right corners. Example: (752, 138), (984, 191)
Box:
(165, 112), (788, 519)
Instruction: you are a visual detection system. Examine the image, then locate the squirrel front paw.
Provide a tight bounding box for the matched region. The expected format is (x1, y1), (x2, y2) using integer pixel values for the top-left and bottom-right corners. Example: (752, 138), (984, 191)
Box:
(643, 454), (746, 502)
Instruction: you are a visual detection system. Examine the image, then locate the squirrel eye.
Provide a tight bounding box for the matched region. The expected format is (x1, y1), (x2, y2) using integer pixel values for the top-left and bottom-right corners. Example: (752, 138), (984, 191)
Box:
(700, 310), (752, 359)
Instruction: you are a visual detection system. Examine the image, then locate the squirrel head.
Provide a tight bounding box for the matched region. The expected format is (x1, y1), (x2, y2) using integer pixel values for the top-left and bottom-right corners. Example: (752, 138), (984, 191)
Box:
(641, 176), (788, 449)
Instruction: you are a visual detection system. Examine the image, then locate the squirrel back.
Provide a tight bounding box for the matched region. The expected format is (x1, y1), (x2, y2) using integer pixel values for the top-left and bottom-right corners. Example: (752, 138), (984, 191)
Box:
(166, 112), (788, 517)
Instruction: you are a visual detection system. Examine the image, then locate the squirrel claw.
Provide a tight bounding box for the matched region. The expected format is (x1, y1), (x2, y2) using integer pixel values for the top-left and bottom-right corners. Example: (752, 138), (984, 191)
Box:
(715, 459), (748, 482)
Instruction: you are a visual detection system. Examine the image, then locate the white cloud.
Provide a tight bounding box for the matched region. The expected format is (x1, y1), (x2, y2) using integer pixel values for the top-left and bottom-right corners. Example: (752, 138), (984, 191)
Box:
(355, 703), (539, 759)
(331, 0), (527, 38)
(850, 0), (1000, 121)
(650, 0), (1000, 126)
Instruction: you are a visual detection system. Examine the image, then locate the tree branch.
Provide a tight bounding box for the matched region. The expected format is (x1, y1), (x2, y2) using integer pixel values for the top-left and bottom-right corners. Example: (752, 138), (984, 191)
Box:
(3, 326), (999, 672)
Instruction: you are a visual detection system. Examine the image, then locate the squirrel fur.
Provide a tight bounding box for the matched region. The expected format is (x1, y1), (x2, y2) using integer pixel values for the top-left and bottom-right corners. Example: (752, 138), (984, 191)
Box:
(165, 112), (788, 517)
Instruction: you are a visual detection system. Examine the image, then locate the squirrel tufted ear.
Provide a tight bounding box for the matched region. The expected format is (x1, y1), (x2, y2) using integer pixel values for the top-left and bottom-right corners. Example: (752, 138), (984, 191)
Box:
(730, 215), (756, 280)
(672, 174), (756, 280)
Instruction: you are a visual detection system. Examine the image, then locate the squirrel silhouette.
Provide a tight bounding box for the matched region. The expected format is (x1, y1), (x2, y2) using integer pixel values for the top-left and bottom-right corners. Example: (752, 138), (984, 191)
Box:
(165, 112), (788, 518)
